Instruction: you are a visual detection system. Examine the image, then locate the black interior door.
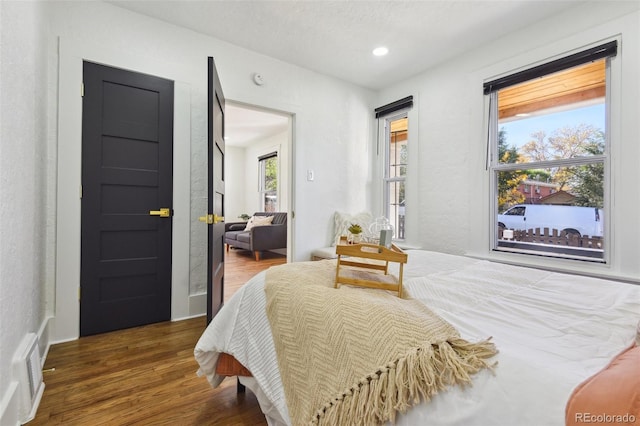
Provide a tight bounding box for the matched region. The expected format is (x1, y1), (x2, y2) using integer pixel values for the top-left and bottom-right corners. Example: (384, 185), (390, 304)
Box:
(80, 61), (174, 336)
(206, 57), (226, 324)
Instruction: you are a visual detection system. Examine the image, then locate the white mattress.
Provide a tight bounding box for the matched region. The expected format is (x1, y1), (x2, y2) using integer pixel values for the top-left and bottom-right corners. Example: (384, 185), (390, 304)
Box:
(194, 250), (640, 426)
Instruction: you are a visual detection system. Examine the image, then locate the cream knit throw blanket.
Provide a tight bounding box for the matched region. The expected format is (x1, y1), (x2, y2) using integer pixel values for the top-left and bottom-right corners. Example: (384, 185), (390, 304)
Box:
(265, 260), (497, 426)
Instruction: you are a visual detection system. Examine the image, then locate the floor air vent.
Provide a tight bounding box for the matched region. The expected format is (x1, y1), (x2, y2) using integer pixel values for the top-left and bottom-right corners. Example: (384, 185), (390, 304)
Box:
(14, 333), (45, 424)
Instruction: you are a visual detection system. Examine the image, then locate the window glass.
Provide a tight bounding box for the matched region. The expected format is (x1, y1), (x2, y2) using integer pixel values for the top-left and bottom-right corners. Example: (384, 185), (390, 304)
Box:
(384, 115), (408, 240)
(387, 180), (406, 240)
(504, 206), (525, 216)
(388, 119), (407, 178)
(259, 154), (278, 212)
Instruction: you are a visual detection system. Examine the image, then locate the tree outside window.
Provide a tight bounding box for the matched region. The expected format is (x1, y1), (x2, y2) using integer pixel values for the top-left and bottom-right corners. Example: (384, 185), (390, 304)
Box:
(259, 153), (278, 212)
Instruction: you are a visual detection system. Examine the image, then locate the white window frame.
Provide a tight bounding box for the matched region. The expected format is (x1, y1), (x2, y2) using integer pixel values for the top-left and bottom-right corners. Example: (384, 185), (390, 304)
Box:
(383, 111), (409, 241)
(487, 53), (613, 263)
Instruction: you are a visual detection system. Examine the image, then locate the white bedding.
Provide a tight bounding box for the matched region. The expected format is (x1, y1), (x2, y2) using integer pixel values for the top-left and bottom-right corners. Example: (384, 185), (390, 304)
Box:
(194, 250), (640, 426)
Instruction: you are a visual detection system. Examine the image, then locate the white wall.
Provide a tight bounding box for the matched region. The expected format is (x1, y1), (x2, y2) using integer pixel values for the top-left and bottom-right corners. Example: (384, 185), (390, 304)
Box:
(46, 1), (375, 341)
(377, 2), (640, 281)
(225, 146), (248, 222)
(0, 1), (50, 423)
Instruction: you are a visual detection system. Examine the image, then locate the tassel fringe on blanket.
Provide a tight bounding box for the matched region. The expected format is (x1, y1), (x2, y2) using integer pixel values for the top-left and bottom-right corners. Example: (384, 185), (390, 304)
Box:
(265, 260), (498, 426)
(312, 338), (497, 426)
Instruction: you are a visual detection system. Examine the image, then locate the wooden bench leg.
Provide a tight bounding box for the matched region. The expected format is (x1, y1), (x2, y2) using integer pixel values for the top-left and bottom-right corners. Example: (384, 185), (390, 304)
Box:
(237, 377), (246, 393)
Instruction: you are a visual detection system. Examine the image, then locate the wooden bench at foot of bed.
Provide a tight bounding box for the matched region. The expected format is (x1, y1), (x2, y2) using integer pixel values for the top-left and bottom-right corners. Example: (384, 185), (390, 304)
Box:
(216, 352), (252, 376)
(216, 352), (252, 393)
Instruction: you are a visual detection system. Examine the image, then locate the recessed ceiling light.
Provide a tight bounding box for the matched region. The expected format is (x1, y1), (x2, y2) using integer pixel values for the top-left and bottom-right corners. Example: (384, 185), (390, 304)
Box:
(372, 47), (389, 57)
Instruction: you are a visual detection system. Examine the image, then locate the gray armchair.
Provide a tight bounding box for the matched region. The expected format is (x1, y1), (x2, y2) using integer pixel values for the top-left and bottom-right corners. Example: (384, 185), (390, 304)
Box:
(224, 212), (287, 261)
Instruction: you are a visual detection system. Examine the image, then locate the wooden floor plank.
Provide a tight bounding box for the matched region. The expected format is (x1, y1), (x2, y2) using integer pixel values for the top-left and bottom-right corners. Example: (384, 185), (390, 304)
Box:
(224, 248), (286, 303)
(31, 249), (285, 425)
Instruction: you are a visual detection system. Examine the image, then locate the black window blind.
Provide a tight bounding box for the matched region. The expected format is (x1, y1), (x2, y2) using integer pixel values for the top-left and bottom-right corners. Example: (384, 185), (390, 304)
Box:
(483, 40), (617, 95)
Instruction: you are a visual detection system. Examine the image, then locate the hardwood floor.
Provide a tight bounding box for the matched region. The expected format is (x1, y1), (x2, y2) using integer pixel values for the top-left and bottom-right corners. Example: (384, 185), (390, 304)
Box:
(224, 248), (287, 303)
(32, 249), (285, 425)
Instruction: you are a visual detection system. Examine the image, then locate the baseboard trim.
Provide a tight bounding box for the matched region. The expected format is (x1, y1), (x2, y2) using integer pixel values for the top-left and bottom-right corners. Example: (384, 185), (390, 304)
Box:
(172, 313), (206, 322)
(37, 316), (53, 366)
(188, 293), (206, 318)
(0, 314), (51, 426)
(0, 382), (20, 426)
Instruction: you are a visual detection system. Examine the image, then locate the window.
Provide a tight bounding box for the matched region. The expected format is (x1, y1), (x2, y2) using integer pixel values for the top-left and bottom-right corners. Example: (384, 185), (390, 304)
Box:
(504, 206), (526, 217)
(385, 115), (408, 239)
(375, 97), (413, 241)
(485, 41), (616, 262)
(258, 152), (278, 212)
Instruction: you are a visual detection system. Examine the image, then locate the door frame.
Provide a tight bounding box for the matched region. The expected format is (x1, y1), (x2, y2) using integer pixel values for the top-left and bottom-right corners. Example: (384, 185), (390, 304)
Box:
(53, 40), (192, 342)
(225, 99), (295, 262)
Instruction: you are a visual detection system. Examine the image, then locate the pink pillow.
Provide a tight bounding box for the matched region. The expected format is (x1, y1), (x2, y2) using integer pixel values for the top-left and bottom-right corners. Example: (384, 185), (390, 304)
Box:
(566, 344), (640, 426)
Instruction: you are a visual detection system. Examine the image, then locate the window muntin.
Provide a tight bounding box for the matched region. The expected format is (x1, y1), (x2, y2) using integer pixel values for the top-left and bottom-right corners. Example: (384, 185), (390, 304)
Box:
(259, 153), (278, 212)
(489, 56), (610, 262)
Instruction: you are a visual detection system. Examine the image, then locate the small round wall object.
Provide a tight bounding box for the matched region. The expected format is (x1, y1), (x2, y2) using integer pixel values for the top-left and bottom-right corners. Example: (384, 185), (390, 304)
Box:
(253, 73), (265, 86)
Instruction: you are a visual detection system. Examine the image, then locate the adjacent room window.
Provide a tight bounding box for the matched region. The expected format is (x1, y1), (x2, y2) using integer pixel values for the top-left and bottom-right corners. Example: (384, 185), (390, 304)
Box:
(485, 41), (616, 262)
(375, 96), (413, 241)
(258, 152), (278, 212)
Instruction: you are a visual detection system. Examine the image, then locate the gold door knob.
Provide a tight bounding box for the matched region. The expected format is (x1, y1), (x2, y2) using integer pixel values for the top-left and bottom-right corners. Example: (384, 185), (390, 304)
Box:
(198, 214), (225, 224)
(198, 214), (213, 224)
(149, 208), (171, 218)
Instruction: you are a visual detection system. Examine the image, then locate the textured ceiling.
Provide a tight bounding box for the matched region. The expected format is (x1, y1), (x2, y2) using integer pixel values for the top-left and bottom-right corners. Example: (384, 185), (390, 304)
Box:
(226, 104), (289, 147)
(107, 0), (583, 145)
(109, 0), (582, 90)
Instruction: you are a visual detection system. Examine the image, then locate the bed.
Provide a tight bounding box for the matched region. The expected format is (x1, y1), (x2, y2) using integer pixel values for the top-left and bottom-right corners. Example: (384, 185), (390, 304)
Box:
(194, 250), (640, 426)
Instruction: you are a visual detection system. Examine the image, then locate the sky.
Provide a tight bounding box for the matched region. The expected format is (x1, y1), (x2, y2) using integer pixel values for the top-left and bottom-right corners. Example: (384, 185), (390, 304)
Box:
(500, 103), (605, 149)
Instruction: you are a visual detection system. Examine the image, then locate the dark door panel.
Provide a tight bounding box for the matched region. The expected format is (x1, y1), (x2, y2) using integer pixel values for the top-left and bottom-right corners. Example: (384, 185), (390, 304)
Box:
(207, 57), (226, 324)
(81, 61), (174, 336)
